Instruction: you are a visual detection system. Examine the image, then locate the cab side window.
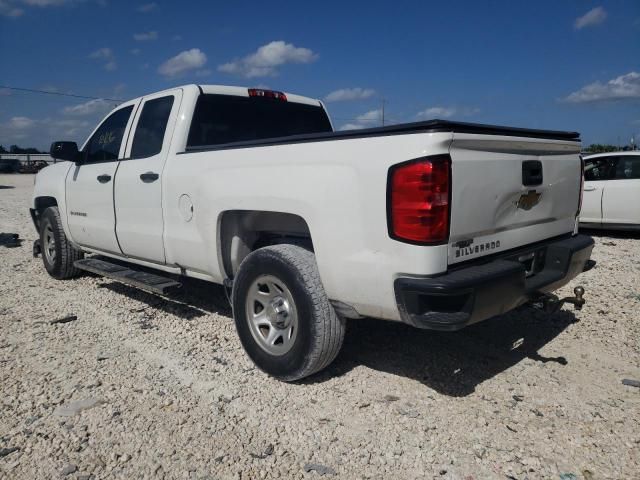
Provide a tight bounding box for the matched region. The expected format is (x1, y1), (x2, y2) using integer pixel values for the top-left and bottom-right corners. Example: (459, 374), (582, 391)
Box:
(613, 156), (640, 180)
(85, 106), (134, 163)
(584, 158), (615, 181)
(130, 96), (174, 159)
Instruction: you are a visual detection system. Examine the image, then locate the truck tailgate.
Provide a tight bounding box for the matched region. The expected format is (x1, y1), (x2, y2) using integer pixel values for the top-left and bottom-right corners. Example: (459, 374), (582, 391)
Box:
(448, 134), (582, 265)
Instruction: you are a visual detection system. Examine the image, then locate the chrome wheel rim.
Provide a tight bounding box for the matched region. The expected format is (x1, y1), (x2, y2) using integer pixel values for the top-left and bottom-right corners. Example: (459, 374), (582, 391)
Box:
(43, 223), (56, 265)
(245, 274), (298, 356)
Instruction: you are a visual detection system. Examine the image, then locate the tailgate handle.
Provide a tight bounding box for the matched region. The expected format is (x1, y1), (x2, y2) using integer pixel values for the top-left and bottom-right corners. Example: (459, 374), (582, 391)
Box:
(522, 160), (543, 186)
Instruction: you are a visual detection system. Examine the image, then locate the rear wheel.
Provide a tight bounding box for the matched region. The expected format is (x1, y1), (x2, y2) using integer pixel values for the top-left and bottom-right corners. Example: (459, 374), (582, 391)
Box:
(232, 244), (345, 381)
(40, 206), (83, 279)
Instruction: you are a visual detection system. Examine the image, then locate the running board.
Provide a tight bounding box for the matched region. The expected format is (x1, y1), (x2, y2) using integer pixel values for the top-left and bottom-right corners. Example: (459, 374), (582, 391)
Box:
(74, 257), (181, 295)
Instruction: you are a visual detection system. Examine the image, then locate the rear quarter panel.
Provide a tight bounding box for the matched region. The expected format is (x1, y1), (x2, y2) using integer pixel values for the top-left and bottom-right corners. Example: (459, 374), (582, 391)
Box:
(163, 132), (453, 320)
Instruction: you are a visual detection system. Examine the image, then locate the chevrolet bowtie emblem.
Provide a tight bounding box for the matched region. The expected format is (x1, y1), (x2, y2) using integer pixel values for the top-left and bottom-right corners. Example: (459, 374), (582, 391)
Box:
(517, 190), (542, 210)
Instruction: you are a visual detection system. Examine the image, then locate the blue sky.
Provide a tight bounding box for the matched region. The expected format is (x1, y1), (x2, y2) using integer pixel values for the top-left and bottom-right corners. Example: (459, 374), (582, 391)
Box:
(0, 0), (639, 150)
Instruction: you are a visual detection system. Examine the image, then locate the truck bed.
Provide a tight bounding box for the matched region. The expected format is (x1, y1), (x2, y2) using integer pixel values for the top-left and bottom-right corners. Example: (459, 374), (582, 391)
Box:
(183, 120), (580, 153)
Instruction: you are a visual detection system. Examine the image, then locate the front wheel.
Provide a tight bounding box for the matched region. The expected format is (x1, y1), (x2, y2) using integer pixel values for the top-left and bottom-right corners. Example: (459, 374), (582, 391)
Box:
(39, 206), (84, 279)
(232, 245), (345, 381)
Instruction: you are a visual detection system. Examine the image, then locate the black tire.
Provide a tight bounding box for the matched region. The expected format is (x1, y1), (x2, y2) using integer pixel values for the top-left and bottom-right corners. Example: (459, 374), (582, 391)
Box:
(232, 244), (345, 381)
(40, 206), (84, 279)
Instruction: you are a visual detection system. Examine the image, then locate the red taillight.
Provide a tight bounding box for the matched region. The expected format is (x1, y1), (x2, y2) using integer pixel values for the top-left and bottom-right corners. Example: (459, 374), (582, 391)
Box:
(577, 155), (585, 216)
(248, 88), (287, 101)
(388, 155), (451, 244)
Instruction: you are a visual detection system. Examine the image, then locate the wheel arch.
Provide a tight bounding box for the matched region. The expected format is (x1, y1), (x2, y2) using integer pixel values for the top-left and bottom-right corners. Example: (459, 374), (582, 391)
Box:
(34, 195), (58, 212)
(31, 196), (58, 231)
(217, 210), (314, 279)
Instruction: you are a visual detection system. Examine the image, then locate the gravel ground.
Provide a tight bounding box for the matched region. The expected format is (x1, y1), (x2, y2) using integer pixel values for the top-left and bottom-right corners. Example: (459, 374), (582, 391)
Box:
(1, 173), (639, 480)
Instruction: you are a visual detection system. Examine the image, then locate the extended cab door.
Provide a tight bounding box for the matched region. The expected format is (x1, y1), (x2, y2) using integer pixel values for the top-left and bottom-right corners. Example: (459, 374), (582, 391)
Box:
(602, 155), (640, 225)
(65, 103), (137, 253)
(580, 157), (614, 225)
(114, 89), (182, 263)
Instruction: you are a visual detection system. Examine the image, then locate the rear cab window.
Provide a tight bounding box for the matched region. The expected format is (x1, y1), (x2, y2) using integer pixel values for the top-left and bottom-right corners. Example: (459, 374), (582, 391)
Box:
(186, 94), (332, 148)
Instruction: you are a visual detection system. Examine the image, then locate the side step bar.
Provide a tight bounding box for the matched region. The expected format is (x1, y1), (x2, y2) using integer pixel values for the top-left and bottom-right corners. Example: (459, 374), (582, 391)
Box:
(74, 257), (181, 295)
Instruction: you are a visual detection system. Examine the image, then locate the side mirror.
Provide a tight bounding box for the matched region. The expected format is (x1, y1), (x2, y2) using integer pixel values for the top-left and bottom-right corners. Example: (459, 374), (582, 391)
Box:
(50, 141), (81, 164)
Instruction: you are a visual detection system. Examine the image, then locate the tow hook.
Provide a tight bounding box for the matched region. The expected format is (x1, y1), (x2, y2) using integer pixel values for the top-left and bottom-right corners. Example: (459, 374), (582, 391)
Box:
(33, 239), (41, 258)
(534, 286), (586, 314)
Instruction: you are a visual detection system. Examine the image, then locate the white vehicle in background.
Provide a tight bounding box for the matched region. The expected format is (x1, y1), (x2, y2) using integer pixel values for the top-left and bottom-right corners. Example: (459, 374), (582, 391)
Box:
(580, 151), (640, 230)
(31, 84), (593, 381)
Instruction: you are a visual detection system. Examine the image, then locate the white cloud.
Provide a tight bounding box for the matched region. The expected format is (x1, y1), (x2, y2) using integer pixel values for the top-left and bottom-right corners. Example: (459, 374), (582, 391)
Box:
(339, 123), (367, 131)
(0, 0), (23, 16)
(417, 106), (457, 118)
(89, 47), (117, 71)
(416, 106), (480, 119)
(324, 87), (375, 102)
(356, 109), (382, 123)
(137, 2), (157, 12)
(23, 0), (70, 6)
(338, 109), (383, 131)
(0, 117), (34, 143)
(54, 118), (91, 136)
(130, 48), (141, 55)
(88, 47), (112, 59)
(574, 6), (607, 30)
(133, 31), (158, 41)
(172, 34), (182, 41)
(218, 40), (317, 78)
(1, 0), (86, 16)
(158, 48), (207, 77)
(563, 72), (640, 103)
(0, 116), (96, 150)
(63, 98), (112, 116)
(8, 117), (34, 129)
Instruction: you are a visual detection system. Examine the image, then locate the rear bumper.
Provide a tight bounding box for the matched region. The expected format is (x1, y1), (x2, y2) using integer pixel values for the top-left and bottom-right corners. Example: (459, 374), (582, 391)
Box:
(394, 234), (594, 331)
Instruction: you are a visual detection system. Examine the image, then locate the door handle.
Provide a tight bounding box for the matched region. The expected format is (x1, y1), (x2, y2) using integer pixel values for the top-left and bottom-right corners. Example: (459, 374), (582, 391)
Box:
(583, 186), (597, 191)
(97, 174), (111, 183)
(140, 172), (159, 183)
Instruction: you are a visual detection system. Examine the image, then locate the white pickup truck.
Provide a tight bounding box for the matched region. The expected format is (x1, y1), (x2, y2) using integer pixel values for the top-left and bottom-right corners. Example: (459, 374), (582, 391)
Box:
(32, 84), (594, 381)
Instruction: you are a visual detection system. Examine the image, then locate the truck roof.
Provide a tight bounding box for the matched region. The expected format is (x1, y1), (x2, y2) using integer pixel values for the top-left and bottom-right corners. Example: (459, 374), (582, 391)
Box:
(123, 84), (324, 109)
(197, 84), (322, 107)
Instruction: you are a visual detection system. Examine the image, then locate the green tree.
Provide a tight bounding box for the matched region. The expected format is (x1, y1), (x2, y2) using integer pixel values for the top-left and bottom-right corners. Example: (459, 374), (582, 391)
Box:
(8, 145), (42, 154)
(583, 144), (620, 154)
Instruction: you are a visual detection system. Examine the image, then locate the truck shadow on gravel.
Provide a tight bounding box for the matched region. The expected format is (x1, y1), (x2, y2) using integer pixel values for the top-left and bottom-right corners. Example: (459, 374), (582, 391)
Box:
(314, 307), (577, 397)
(579, 228), (640, 240)
(97, 278), (231, 320)
(91, 271), (575, 396)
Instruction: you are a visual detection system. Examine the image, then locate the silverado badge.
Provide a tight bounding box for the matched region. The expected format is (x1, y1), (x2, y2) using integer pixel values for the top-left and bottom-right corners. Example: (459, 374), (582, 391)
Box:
(516, 190), (542, 210)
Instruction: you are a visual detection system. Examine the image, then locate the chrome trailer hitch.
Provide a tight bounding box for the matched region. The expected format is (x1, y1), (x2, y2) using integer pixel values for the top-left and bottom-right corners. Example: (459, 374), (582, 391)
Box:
(531, 286), (586, 314)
